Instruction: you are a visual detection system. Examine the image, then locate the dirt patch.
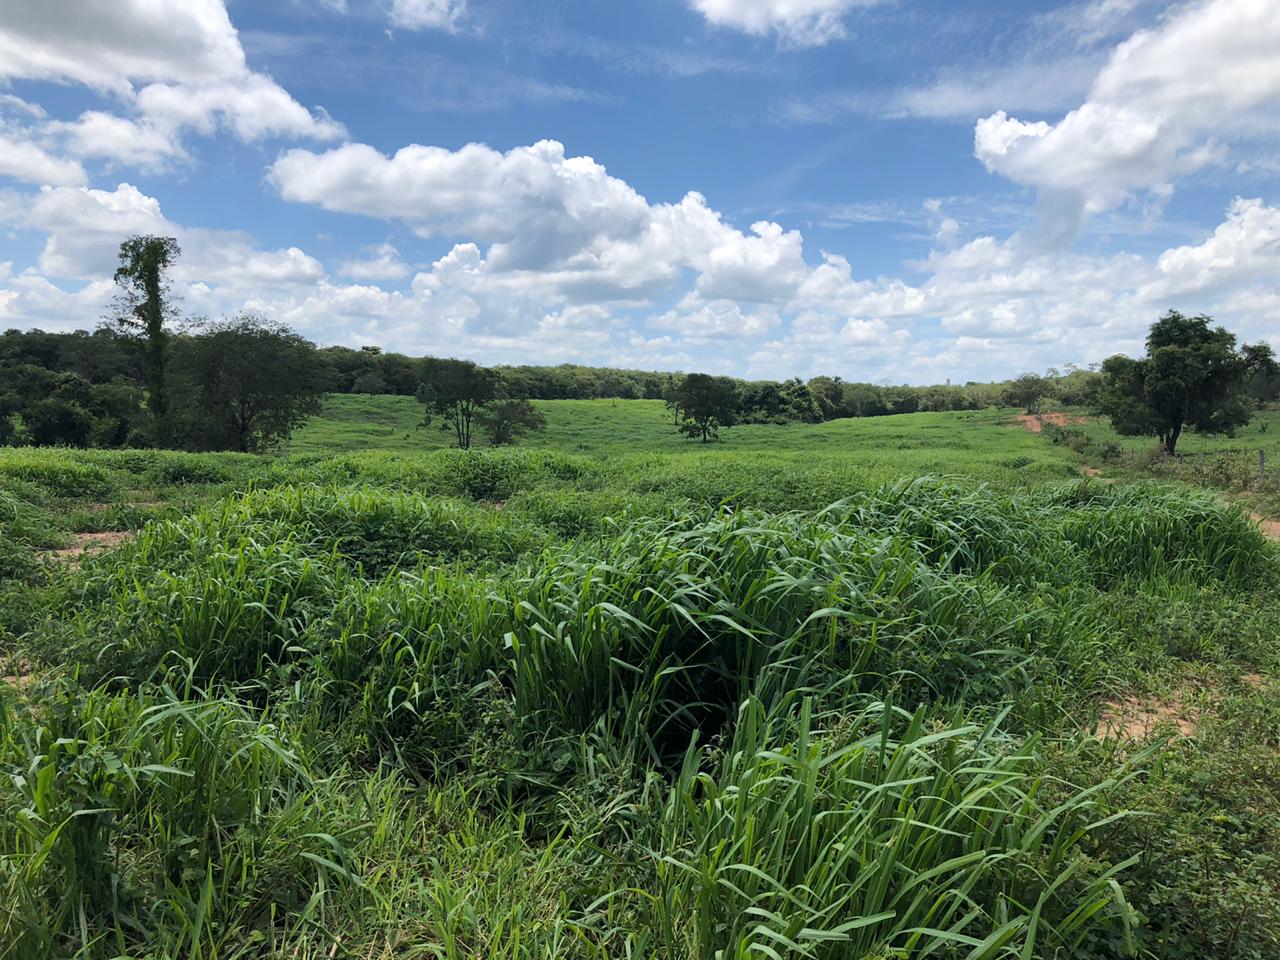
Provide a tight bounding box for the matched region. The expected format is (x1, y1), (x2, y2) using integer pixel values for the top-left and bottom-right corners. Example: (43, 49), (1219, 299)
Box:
(1250, 512), (1280, 540)
(1081, 466), (1103, 478)
(42, 530), (134, 568)
(0, 658), (35, 691)
(1097, 692), (1199, 741)
(1016, 412), (1087, 433)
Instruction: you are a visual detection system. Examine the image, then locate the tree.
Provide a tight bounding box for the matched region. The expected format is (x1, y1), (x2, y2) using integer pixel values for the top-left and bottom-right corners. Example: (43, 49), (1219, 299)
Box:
(1097, 311), (1268, 455)
(351, 371), (390, 394)
(0, 383), (15, 446)
(842, 383), (887, 418)
(1245, 343), (1280, 403)
(676, 373), (738, 443)
(417, 358), (497, 449)
(1001, 373), (1054, 414)
(661, 374), (683, 425)
(4, 367), (140, 447)
(109, 236), (181, 437)
(807, 376), (845, 420)
(479, 398), (546, 446)
(174, 315), (325, 452)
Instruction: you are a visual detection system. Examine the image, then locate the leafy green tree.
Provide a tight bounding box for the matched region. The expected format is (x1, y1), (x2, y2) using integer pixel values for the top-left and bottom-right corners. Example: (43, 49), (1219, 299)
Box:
(778, 378), (822, 423)
(1001, 373), (1054, 414)
(1098, 311), (1269, 455)
(661, 374), (683, 425)
(842, 383), (888, 418)
(24, 393), (95, 446)
(676, 373), (739, 443)
(1245, 343), (1280, 403)
(109, 236), (181, 437)
(807, 376), (845, 420)
(417, 358), (497, 449)
(480, 398), (546, 446)
(174, 315), (325, 452)
(351, 371), (390, 394)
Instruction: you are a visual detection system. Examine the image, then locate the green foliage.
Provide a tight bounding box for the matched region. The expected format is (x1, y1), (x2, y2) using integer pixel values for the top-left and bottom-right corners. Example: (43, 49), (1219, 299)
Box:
(479, 397), (547, 446)
(653, 701), (1135, 958)
(0, 490), (61, 581)
(0, 363), (144, 449)
(2, 407), (1279, 959)
(675, 372), (739, 442)
(0, 450), (119, 500)
(109, 235), (182, 429)
(0, 673), (361, 955)
(417, 358), (498, 449)
(170, 313), (326, 452)
(1002, 371), (1056, 413)
(1099, 311), (1269, 454)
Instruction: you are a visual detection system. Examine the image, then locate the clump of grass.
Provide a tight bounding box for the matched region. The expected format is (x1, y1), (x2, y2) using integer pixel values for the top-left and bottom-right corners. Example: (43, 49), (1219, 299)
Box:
(0, 670), (363, 956)
(0, 489), (64, 582)
(280, 448), (593, 501)
(240, 484), (552, 573)
(0, 449), (119, 501)
(65, 504), (345, 683)
(648, 699), (1137, 958)
(6, 439), (1278, 958)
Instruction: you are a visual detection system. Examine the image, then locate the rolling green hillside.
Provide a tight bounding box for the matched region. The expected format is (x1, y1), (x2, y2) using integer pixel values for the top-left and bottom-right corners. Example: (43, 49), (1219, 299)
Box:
(2, 402), (1279, 958)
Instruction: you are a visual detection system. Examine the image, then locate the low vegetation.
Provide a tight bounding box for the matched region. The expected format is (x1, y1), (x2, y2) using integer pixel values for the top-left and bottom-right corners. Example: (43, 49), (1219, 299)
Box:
(2, 412), (1279, 958)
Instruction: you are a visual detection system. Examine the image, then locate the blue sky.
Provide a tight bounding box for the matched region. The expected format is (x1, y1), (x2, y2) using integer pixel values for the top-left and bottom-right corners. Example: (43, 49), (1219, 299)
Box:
(0, 0), (1277, 383)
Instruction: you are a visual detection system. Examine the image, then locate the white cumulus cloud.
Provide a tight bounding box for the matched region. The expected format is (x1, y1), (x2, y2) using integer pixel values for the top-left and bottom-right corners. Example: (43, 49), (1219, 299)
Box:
(975, 0), (1280, 239)
(339, 243), (412, 281)
(0, 0), (342, 179)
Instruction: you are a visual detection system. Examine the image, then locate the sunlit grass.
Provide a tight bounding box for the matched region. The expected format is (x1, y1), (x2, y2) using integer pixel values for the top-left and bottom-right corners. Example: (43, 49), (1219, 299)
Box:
(1, 405), (1279, 957)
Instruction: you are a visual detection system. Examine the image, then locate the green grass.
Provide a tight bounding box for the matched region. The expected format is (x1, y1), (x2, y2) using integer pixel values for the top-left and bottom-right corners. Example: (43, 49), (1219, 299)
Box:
(1063, 405), (1280, 459)
(2, 401), (1280, 958)
(1039, 405), (1280, 516)
(295, 394), (1064, 452)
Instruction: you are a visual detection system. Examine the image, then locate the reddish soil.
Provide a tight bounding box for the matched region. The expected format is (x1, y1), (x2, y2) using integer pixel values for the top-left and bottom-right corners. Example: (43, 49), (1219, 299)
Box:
(1016, 412), (1087, 433)
(42, 530), (134, 568)
(1250, 513), (1280, 540)
(1097, 692), (1200, 741)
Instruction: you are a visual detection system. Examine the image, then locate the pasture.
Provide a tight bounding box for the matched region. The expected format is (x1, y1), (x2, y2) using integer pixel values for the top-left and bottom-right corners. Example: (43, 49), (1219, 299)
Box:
(2, 401), (1279, 959)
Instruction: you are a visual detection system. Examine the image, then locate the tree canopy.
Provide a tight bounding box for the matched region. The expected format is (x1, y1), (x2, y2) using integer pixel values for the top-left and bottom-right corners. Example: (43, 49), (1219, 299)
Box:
(479, 398), (546, 446)
(676, 373), (739, 443)
(173, 314), (326, 452)
(416, 358), (498, 450)
(1001, 373), (1055, 414)
(1097, 311), (1272, 455)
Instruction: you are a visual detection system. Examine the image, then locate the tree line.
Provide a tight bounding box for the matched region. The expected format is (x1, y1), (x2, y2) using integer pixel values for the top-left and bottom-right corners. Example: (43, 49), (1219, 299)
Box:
(3, 236), (1275, 454)
(0, 316), (1103, 451)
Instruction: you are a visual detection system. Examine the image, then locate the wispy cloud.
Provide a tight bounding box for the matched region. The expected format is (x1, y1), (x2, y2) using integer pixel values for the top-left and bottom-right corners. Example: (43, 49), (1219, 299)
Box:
(530, 29), (759, 79)
(243, 32), (616, 112)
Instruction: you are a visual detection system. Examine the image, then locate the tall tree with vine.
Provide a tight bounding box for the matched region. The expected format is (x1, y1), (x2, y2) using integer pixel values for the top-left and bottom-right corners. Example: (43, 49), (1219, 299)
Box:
(109, 235), (181, 440)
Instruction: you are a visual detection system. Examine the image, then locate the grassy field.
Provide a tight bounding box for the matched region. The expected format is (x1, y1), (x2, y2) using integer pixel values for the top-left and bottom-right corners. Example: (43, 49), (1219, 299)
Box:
(290, 394), (1085, 481)
(2, 403), (1280, 958)
(1028, 405), (1280, 516)
(1046, 405), (1280, 458)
